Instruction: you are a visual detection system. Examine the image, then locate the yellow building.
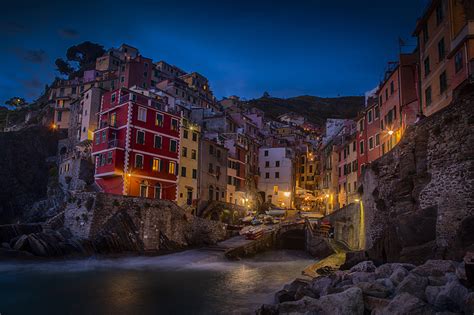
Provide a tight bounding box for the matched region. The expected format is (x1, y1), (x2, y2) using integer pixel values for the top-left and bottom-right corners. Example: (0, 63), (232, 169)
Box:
(177, 118), (200, 212)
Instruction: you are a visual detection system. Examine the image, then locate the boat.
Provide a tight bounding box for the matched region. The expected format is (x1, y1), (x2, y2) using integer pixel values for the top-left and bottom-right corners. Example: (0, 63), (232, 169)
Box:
(265, 209), (286, 216)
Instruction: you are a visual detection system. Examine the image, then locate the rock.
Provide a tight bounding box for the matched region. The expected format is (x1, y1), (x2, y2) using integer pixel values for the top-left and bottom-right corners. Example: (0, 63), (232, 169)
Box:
(340, 251), (368, 270)
(13, 234), (28, 251)
(275, 290), (294, 303)
(316, 265), (337, 275)
(412, 260), (457, 277)
(389, 266), (409, 285)
(0, 248), (34, 259)
(375, 277), (395, 293)
(455, 262), (466, 282)
(312, 287), (364, 315)
(294, 285), (318, 301)
(425, 285), (443, 305)
(1, 242), (10, 249)
(309, 276), (334, 297)
(350, 261), (376, 273)
(27, 234), (48, 256)
(276, 296), (320, 314)
(374, 292), (435, 315)
(396, 273), (429, 300)
(256, 304), (278, 315)
(432, 280), (468, 312)
(306, 236), (336, 259)
(350, 271), (377, 284)
(375, 263), (394, 279)
(428, 275), (449, 287)
(363, 295), (391, 313)
(464, 292), (474, 314)
(356, 281), (391, 298)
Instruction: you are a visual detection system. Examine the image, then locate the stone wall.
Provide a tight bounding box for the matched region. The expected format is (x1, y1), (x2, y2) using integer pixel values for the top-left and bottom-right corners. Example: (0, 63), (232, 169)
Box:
(325, 203), (362, 250)
(64, 192), (227, 253)
(361, 87), (474, 264)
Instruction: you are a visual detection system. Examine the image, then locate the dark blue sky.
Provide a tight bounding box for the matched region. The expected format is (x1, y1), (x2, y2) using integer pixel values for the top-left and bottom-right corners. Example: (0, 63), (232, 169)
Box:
(1, 0), (428, 103)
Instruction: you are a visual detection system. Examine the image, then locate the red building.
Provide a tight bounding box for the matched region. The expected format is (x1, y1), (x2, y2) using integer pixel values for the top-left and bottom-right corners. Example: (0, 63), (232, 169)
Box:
(92, 88), (181, 200)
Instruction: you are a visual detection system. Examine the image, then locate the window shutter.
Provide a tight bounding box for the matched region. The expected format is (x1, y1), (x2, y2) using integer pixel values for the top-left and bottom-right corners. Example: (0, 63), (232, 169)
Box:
(175, 163), (179, 175)
(160, 159), (165, 172)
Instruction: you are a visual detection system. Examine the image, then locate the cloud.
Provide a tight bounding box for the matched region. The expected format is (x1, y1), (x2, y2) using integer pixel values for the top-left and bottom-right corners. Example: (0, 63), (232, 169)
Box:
(58, 28), (79, 38)
(22, 49), (48, 63)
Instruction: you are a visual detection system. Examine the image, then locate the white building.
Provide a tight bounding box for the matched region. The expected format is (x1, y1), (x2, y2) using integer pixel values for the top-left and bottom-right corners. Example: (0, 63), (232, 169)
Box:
(258, 147), (295, 208)
(79, 87), (103, 142)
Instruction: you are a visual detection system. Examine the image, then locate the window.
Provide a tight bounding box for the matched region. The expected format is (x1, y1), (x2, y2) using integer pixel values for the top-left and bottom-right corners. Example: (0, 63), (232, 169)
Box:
(425, 86), (432, 107)
(209, 186), (214, 200)
(191, 149), (197, 160)
(110, 113), (117, 127)
(208, 163), (214, 173)
(138, 107), (147, 122)
(192, 169), (197, 179)
(152, 158), (160, 171)
(275, 172), (280, 178)
(135, 154), (144, 169)
(390, 81), (394, 95)
(156, 113), (164, 127)
(265, 161), (270, 168)
(265, 172), (270, 179)
(436, 3), (444, 25)
(209, 145), (214, 155)
(437, 38), (446, 62)
(216, 150), (221, 159)
(375, 133), (380, 146)
(275, 161), (280, 167)
(358, 119), (364, 132)
(192, 132), (198, 141)
(154, 185), (161, 199)
(273, 185), (278, 195)
(171, 119), (178, 131)
(455, 51), (464, 73)
(374, 106), (380, 119)
(111, 93), (116, 103)
(181, 166), (187, 177)
(102, 130), (106, 143)
(169, 161), (176, 174)
(57, 111), (62, 122)
(183, 129), (188, 139)
(182, 147), (187, 157)
(140, 184), (147, 198)
(367, 109), (373, 123)
(439, 71), (447, 94)
(360, 141), (365, 155)
(352, 141), (356, 152)
(136, 130), (145, 145)
(170, 139), (177, 152)
(369, 137), (374, 150)
(95, 133), (100, 145)
(107, 151), (113, 164)
(153, 135), (162, 149)
(385, 89), (388, 101)
(424, 57), (430, 77)
(264, 150), (269, 157)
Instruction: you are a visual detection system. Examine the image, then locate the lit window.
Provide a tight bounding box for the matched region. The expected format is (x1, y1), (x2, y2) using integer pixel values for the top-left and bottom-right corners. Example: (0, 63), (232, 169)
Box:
(171, 119), (179, 131)
(138, 107), (147, 122)
(169, 161), (176, 174)
(273, 185), (278, 195)
(152, 158), (160, 171)
(111, 93), (116, 103)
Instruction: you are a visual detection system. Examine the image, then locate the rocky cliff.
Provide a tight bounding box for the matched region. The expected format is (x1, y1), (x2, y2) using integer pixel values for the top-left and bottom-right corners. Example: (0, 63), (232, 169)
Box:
(0, 127), (65, 224)
(361, 87), (474, 264)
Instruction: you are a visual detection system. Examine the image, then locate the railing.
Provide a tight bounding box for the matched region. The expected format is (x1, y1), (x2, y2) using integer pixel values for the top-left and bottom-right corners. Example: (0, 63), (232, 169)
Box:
(108, 139), (121, 148)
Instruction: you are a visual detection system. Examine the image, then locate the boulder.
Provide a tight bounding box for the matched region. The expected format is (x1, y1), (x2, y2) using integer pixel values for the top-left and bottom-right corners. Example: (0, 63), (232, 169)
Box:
(396, 273), (429, 300)
(256, 304), (278, 315)
(350, 261), (376, 273)
(13, 234), (28, 251)
(464, 292), (474, 314)
(312, 287), (364, 315)
(375, 263), (394, 279)
(425, 285), (443, 306)
(276, 296), (320, 314)
(1, 242), (10, 249)
(432, 280), (468, 312)
(349, 271), (377, 284)
(375, 278), (395, 293)
(355, 281), (391, 298)
(27, 234), (48, 256)
(389, 266), (409, 285)
(374, 292), (435, 315)
(309, 276), (334, 297)
(275, 289), (294, 303)
(412, 260), (457, 277)
(455, 262), (466, 282)
(363, 295), (391, 313)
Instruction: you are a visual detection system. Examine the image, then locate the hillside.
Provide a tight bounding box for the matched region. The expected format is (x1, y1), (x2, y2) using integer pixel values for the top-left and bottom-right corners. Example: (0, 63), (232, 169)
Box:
(243, 95), (365, 125)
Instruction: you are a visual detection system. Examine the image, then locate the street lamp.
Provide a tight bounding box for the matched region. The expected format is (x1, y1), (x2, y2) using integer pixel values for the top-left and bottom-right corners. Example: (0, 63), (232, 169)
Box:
(387, 130), (394, 136)
(283, 191), (291, 197)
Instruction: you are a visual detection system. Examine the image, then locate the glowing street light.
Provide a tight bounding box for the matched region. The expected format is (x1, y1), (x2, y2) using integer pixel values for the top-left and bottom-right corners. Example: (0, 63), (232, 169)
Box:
(283, 191), (291, 197)
(387, 130), (394, 136)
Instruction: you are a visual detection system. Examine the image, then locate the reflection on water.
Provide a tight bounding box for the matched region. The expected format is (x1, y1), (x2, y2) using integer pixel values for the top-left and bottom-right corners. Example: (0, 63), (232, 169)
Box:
(0, 250), (314, 315)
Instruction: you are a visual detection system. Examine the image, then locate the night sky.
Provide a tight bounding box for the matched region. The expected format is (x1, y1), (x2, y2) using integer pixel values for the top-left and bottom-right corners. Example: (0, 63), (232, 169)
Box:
(1, 0), (428, 102)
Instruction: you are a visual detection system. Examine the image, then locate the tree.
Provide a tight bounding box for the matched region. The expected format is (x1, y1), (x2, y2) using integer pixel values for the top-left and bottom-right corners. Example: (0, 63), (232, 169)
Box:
(55, 41), (105, 78)
(5, 97), (27, 109)
(262, 91), (270, 98)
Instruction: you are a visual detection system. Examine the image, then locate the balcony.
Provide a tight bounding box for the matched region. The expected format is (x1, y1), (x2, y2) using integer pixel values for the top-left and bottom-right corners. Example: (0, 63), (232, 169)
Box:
(108, 139), (121, 148)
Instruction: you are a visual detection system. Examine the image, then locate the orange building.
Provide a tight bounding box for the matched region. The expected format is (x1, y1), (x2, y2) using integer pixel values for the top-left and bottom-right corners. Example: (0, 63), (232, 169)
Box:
(414, 0), (474, 116)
